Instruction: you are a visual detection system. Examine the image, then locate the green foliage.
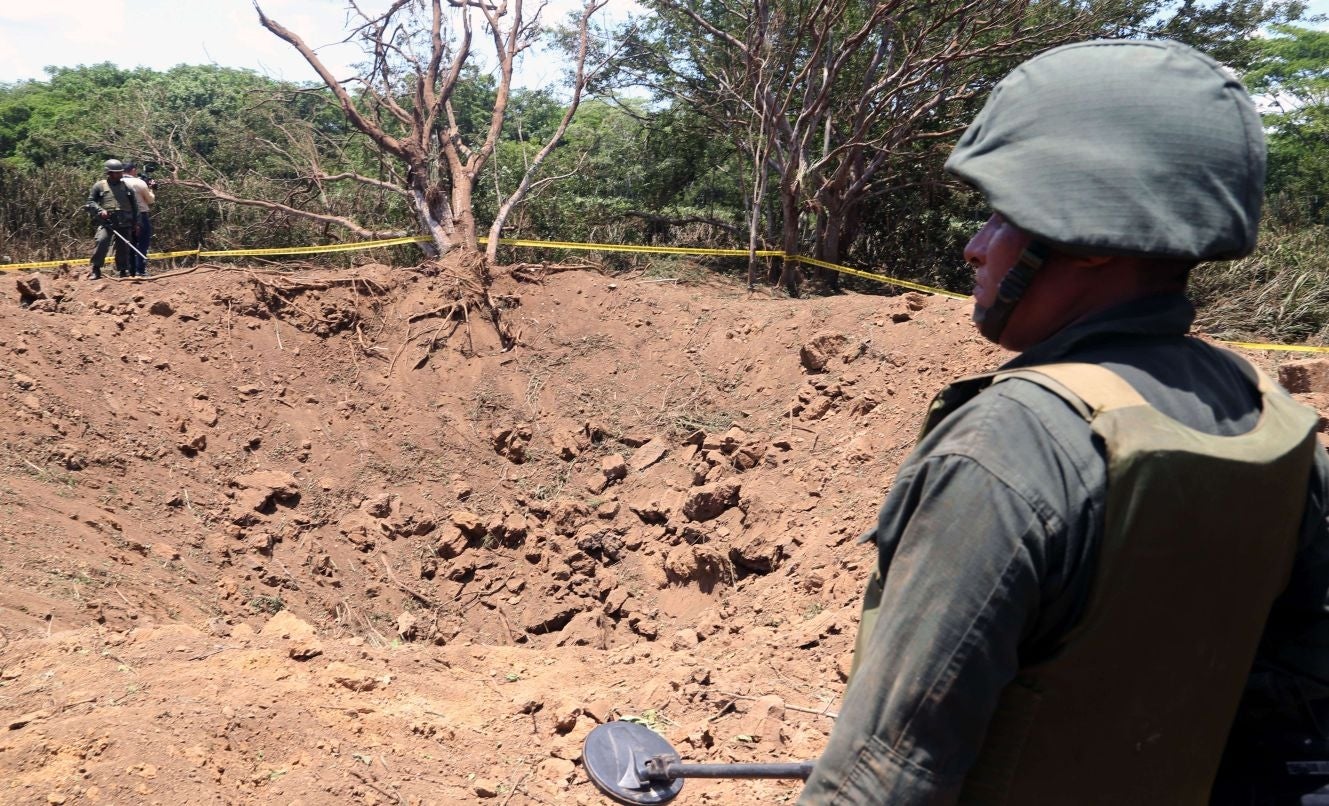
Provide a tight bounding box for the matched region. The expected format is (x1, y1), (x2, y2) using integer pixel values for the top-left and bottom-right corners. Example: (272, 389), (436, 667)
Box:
(0, 63), (153, 168)
(0, 63), (425, 259)
(488, 99), (744, 247)
(1244, 24), (1329, 225)
(1151, 1), (1312, 71)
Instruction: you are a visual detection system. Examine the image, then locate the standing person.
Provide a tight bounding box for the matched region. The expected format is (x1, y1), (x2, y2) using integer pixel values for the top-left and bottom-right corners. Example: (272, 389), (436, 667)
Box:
(83, 159), (139, 279)
(799, 39), (1329, 805)
(121, 160), (156, 277)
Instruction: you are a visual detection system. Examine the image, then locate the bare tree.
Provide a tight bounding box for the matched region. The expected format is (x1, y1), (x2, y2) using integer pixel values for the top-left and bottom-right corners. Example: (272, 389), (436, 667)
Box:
(485, 0), (613, 263)
(641, 0), (1145, 290)
(131, 0), (604, 273)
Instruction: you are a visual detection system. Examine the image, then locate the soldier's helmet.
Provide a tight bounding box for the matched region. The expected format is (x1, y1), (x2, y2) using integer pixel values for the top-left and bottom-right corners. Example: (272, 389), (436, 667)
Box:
(945, 39), (1265, 262)
(103, 159), (125, 172)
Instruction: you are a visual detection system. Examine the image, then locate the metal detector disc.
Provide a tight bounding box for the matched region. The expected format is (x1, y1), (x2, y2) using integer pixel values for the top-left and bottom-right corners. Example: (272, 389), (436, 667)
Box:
(583, 721), (685, 804)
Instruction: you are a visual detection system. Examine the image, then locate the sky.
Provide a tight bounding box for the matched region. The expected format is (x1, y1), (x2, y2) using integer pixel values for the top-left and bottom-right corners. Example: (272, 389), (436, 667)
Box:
(1, 0), (1327, 89)
(0, 0), (609, 90)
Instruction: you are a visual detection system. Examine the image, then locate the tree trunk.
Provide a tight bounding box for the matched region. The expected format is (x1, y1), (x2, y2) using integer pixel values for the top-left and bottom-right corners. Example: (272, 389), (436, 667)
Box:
(409, 169), (455, 257)
(777, 190), (801, 294)
(816, 207), (843, 290)
(452, 179), (479, 253)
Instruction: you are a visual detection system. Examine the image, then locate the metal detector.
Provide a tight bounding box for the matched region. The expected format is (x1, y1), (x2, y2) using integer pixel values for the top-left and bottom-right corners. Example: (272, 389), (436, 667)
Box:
(110, 227), (148, 265)
(582, 720), (814, 804)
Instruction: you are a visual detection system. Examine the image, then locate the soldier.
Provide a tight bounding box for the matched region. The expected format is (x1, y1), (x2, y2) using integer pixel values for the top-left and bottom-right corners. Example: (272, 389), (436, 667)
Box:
(84, 159), (139, 280)
(800, 40), (1329, 804)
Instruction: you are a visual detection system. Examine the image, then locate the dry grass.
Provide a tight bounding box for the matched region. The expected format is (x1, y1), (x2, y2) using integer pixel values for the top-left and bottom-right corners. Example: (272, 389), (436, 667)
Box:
(1191, 223), (1329, 345)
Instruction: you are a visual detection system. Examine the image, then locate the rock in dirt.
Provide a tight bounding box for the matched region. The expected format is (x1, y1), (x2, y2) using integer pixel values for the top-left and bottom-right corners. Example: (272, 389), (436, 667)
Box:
(433, 526), (469, 559)
(800, 333), (850, 373)
(232, 471), (300, 511)
(362, 493), (395, 518)
(734, 694), (787, 744)
(663, 545), (731, 588)
(324, 661), (386, 692)
(628, 440), (668, 472)
(555, 611), (609, 648)
(670, 628), (701, 651)
(785, 609), (843, 650)
(730, 528), (786, 574)
(337, 510), (385, 550)
(549, 499), (591, 536)
(604, 586), (631, 615)
(629, 497), (671, 525)
(492, 423), (533, 463)
(16, 276), (46, 305)
(601, 453), (628, 484)
(1279, 359), (1329, 394)
(682, 481), (741, 522)
(148, 299), (174, 317)
(450, 509), (486, 537)
(190, 399), (220, 428)
(520, 601), (585, 635)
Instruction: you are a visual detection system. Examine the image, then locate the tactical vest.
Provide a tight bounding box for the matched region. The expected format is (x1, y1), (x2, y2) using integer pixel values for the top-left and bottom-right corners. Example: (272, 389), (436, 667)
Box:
(852, 358), (1319, 805)
(90, 179), (136, 221)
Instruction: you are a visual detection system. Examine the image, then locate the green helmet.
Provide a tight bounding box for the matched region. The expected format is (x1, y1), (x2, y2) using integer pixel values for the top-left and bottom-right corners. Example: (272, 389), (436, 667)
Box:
(103, 159), (125, 172)
(945, 39), (1265, 262)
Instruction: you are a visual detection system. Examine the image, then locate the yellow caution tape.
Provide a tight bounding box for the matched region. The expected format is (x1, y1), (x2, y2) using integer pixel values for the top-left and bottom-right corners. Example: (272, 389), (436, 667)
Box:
(0, 258), (84, 271)
(198, 235), (425, 258)
(1218, 340), (1329, 354)
(5, 233), (1328, 356)
(0, 247), (205, 271)
(0, 235), (423, 271)
(791, 254), (970, 300)
(488, 236), (783, 258)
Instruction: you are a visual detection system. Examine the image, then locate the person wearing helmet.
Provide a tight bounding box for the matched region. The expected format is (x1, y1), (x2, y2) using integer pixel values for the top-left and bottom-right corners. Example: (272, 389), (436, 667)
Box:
(83, 158), (140, 280)
(799, 40), (1329, 804)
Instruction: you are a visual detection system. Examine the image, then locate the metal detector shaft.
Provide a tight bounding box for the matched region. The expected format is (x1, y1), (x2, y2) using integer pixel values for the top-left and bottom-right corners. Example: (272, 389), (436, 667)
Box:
(110, 226), (148, 262)
(585, 721), (814, 804)
(646, 758), (814, 780)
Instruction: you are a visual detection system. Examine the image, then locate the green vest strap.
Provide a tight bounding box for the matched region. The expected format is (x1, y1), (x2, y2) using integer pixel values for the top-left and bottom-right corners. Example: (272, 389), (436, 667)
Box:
(994, 362), (1145, 415)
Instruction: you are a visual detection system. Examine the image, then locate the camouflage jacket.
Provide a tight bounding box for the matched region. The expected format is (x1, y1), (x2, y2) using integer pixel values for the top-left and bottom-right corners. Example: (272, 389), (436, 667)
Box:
(85, 178), (138, 223)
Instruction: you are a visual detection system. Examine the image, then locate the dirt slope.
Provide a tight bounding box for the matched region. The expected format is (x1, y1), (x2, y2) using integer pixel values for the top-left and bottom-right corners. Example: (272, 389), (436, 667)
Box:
(0, 260), (1320, 805)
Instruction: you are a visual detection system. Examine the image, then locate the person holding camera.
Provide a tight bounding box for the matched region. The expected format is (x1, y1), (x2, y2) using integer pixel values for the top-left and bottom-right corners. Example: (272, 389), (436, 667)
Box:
(83, 159), (139, 280)
(121, 160), (156, 277)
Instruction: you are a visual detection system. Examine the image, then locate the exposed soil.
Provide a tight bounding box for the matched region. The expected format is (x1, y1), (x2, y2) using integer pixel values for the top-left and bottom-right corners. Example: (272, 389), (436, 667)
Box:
(0, 258), (1323, 805)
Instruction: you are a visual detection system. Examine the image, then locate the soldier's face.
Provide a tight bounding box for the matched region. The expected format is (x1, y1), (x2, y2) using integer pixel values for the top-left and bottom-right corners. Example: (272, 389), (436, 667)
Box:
(107, 171), (123, 182)
(964, 213), (1030, 311)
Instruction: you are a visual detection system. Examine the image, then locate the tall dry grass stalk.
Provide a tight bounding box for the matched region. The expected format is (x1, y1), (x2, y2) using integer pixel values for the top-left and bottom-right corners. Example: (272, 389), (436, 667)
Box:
(1191, 223), (1329, 345)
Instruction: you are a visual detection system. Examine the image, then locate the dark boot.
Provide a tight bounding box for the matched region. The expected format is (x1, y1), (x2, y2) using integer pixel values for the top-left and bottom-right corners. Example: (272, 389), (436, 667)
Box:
(88, 268), (102, 280)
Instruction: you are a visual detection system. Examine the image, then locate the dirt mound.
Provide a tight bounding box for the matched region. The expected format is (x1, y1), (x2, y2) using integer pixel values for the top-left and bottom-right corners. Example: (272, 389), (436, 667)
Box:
(0, 259), (1319, 804)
